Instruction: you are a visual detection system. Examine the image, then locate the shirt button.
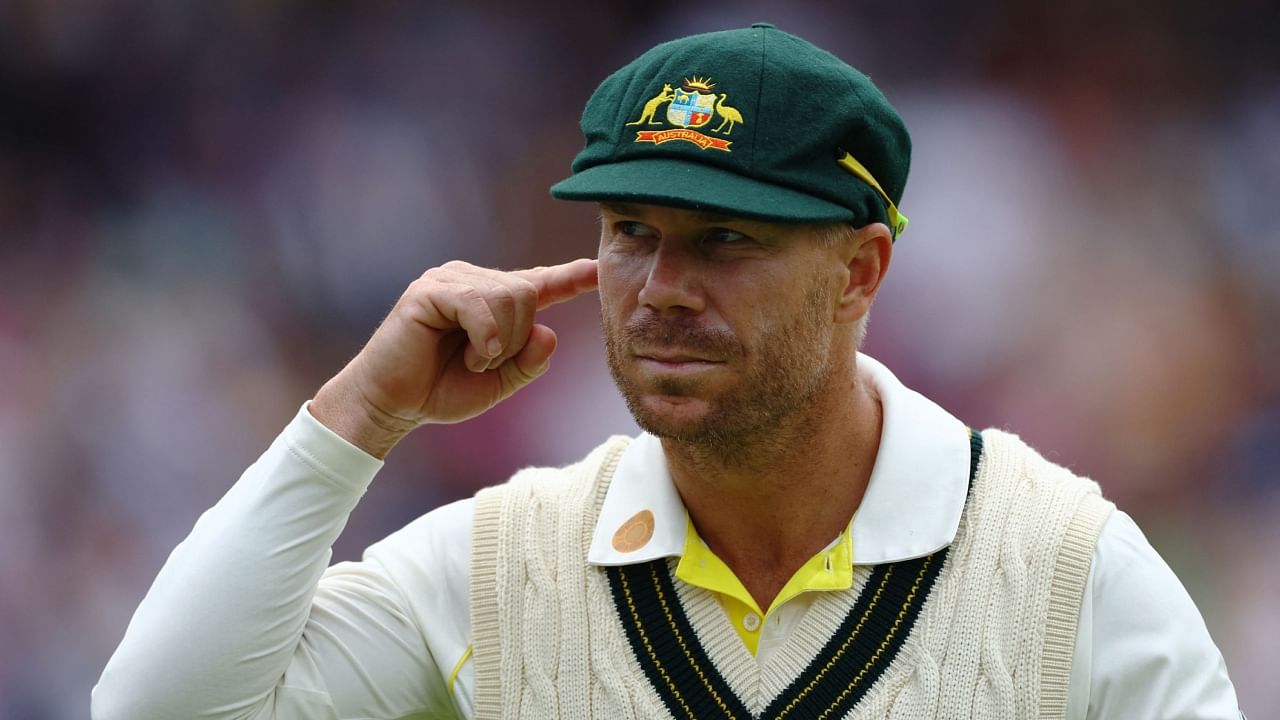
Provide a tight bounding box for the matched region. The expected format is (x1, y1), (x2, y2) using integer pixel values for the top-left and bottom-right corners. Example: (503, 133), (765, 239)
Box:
(742, 612), (762, 632)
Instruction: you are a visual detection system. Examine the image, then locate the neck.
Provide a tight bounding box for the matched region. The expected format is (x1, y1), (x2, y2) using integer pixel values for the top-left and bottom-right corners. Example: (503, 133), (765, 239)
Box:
(663, 358), (882, 610)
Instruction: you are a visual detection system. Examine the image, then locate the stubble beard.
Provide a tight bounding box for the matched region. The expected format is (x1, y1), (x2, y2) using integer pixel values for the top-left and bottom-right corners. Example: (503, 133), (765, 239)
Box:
(603, 286), (837, 463)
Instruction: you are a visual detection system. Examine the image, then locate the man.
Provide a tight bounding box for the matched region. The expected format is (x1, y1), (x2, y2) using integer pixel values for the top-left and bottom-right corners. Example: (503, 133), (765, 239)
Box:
(93, 24), (1241, 719)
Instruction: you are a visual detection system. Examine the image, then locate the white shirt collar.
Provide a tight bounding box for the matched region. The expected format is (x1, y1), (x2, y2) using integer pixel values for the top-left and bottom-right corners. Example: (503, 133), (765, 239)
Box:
(586, 353), (971, 567)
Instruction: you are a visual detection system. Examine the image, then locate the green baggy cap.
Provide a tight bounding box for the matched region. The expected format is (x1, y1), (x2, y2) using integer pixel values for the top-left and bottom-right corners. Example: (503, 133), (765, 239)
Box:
(550, 23), (911, 236)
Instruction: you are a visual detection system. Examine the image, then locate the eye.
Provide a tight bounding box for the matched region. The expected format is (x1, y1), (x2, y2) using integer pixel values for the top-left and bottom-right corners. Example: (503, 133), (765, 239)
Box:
(616, 221), (656, 237)
(701, 228), (748, 246)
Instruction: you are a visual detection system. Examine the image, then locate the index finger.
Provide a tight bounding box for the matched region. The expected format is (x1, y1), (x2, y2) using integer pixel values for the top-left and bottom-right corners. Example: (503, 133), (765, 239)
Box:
(513, 258), (599, 310)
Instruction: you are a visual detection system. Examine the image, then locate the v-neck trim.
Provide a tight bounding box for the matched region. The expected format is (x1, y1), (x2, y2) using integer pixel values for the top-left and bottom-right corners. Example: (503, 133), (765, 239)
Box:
(601, 432), (983, 719)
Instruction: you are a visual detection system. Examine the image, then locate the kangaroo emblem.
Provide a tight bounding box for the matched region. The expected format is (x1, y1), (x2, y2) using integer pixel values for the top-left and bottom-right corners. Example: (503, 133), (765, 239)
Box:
(626, 84), (674, 126)
(712, 94), (743, 134)
(629, 76), (738, 153)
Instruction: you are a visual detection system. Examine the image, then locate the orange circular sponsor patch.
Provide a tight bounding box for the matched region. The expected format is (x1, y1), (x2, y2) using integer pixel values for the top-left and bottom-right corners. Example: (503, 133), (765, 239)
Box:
(612, 509), (656, 553)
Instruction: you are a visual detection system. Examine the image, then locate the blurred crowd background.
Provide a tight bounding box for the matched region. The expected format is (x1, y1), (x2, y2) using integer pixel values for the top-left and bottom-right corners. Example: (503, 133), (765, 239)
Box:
(1, 1), (1277, 717)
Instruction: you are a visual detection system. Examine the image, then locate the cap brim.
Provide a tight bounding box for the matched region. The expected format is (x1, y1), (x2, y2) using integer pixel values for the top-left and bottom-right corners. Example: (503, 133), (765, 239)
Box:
(549, 157), (855, 223)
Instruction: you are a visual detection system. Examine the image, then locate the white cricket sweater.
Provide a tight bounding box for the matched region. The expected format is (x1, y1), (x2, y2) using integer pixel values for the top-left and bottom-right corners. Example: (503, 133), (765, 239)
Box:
(471, 429), (1113, 719)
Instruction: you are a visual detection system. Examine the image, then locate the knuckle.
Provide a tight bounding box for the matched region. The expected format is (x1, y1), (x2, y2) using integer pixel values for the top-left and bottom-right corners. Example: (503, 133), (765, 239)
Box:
(487, 288), (517, 318)
(411, 269), (449, 295)
(489, 283), (517, 304)
(418, 265), (447, 282)
(402, 277), (432, 302)
(512, 280), (538, 305)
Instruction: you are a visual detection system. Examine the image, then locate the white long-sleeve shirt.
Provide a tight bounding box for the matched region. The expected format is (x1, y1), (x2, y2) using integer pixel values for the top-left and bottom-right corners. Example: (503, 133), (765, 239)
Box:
(92, 356), (1241, 719)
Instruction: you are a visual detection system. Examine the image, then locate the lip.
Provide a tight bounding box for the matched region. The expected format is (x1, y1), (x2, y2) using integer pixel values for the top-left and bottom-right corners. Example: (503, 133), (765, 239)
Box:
(633, 352), (725, 374)
(633, 349), (722, 364)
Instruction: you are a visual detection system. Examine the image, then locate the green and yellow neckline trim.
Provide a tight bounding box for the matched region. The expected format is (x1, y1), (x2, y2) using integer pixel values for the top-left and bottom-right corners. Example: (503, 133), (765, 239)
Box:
(608, 548), (946, 719)
(603, 431), (982, 718)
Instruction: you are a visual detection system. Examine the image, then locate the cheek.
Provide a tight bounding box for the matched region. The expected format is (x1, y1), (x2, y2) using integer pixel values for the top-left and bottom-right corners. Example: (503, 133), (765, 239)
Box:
(597, 254), (644, 313)
(737, 282), (830, 347)
(720, 273), (789, 324)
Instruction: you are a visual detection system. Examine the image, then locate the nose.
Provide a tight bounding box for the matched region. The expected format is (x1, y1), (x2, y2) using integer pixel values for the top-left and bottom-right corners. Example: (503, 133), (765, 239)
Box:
(636, 241), (705, 315)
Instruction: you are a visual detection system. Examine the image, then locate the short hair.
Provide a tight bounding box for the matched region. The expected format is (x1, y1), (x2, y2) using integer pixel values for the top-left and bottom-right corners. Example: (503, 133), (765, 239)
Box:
(811, 221), (857, 248)
(808, 222), (870, 348)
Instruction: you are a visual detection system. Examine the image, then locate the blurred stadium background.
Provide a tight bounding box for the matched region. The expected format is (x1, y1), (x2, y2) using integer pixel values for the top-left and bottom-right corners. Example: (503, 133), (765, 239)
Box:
(1, 1), (1277, 717)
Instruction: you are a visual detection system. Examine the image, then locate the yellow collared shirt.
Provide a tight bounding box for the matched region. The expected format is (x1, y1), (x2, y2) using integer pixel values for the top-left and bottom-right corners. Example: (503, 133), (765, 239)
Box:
(675, 516), (854, 655)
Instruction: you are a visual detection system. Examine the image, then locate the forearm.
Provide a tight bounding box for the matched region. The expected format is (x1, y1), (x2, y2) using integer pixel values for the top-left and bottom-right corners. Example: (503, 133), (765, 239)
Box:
(92, 405), (382, 720)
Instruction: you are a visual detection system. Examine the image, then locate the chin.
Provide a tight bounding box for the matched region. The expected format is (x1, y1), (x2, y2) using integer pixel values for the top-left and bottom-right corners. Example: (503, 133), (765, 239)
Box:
(627, 394), (716, 438)
(608, 356), (732, 441)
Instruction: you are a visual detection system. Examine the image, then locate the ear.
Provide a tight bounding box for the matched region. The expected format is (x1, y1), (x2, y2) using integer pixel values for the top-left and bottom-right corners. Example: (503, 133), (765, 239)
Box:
(833, 222), (893, 324)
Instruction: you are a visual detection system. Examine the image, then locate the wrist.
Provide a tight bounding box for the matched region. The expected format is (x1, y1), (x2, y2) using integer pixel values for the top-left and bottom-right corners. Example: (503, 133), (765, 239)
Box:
(309, 379), (417, 460)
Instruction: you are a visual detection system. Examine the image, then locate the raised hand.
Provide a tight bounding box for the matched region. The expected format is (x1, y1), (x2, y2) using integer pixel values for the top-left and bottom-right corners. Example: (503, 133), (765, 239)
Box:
(309, 259), (599, 458)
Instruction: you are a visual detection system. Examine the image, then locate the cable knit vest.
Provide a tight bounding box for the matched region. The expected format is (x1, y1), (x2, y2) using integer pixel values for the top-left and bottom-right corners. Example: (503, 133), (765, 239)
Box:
(470, 429), (1114, 719)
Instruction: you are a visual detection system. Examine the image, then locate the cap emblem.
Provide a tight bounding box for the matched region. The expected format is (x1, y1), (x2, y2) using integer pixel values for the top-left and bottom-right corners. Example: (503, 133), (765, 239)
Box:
(666, 76), (717, 129)
(626, 77), (740, 152)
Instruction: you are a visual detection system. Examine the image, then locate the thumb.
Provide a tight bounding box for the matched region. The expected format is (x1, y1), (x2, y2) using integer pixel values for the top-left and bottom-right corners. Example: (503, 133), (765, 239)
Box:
(498, 323), (558, 393)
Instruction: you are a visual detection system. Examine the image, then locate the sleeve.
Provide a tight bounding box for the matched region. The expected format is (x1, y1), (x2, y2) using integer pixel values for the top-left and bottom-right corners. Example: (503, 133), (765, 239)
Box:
(91, 404), (469, 720)
(1078, 510), (1242, 720)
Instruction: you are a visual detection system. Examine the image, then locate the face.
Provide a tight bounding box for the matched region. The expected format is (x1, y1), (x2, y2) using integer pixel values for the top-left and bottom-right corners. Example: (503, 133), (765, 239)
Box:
(597, 203), (853, 448)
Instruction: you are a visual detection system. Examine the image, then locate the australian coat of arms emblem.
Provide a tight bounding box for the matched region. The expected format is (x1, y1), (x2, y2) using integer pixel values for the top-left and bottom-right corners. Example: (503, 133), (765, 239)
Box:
(626, 77), (741, 152)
